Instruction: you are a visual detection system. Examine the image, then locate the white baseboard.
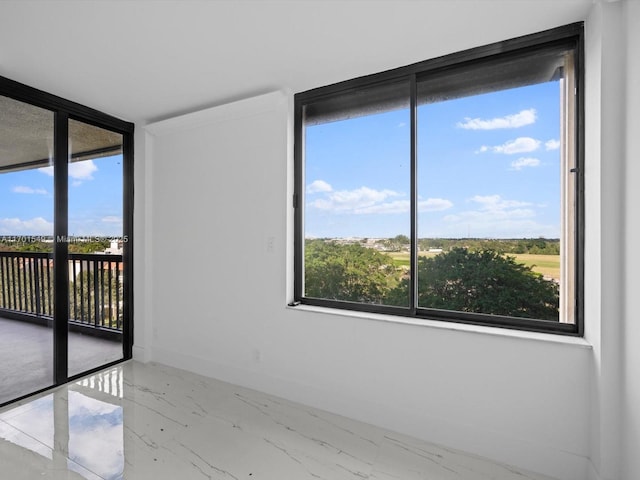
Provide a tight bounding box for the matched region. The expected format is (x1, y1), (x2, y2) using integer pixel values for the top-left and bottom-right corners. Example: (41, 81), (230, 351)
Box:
(132, 345), (149, 363)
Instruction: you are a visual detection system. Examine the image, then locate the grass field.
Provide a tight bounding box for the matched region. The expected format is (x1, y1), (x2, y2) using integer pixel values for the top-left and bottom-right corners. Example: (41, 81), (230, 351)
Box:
(510, 254), (560, 281)
(387, 251), (440, 267)
(387, 251), (560, 281)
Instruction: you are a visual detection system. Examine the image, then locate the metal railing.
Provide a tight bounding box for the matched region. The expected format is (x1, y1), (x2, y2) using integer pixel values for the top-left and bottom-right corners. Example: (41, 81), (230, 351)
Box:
(0, 251), (123, 332)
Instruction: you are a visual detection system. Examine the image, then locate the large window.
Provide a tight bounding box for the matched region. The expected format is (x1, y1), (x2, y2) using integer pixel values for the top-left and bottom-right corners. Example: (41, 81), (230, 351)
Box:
(294, 23), (583, 335)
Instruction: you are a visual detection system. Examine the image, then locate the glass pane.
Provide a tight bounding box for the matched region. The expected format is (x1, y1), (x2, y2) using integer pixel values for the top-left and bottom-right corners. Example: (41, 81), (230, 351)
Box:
(0, 95), (55, 404)
(67, 119), (124, 377)
(416, 51), (572, 322)
(303, 81), (411, 306)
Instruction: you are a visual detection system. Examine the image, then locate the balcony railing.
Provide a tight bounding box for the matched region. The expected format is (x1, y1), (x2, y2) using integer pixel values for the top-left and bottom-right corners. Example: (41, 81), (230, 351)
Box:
(0, 251), (123, 334)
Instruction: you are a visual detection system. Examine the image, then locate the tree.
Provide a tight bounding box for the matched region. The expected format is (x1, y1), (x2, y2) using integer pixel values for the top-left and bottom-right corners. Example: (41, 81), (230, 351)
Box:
(70, 267), (122, 329)
(305, 240), (397, 303)
(386, 248), (559, 320)
(392, 234), (410, 245)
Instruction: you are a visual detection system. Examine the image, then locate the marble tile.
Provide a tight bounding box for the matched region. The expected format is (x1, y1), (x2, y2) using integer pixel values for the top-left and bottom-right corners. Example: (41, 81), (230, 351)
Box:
(371, 432), (555, 480)
(0, 361), (558, 480)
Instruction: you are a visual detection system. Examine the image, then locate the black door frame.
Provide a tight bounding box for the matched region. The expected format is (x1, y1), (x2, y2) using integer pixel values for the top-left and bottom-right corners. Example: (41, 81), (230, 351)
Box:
(0, 75), (134, 404)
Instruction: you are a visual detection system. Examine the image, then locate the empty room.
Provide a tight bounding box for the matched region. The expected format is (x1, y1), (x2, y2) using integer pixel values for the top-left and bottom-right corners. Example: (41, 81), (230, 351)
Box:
(0, 1), (638, 479)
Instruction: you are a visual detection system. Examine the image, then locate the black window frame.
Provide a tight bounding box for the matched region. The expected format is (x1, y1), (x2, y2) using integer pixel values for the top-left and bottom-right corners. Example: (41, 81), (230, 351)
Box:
(293, 23), (584, 336)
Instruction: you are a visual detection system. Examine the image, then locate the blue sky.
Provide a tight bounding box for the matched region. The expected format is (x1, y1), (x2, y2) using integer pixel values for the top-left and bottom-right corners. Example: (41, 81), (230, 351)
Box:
(0, 155), (123, 237)
(304, 81), (561, 239)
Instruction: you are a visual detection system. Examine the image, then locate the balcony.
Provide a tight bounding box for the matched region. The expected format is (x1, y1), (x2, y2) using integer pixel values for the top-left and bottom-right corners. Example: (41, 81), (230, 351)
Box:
(0, 251), (123, 335)
(0, 251), (123, 405)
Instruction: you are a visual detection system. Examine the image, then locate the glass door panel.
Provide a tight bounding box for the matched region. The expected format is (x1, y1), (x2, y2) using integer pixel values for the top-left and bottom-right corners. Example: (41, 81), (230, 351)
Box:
(67, 119), (124, 377)
(0, 95), (55, 404)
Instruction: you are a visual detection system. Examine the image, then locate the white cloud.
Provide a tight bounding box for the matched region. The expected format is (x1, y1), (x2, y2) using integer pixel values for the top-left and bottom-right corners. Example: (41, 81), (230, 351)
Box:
(12, 186), (48, 195)
(102, 216), (122, 224)
(470, 194), (533, 211)
(0, 217), (53, 235)
(69, 161), (98, 180)
(39, 160), (98, 184)
(457, 108), (537, 130)
(477, 137), (541, 155)
(441, 194), (556, 238)
(310, 186), (402, 213)
(419, 198), (453, 212)
(510, 157), (541, 171)
(354, 200), (409, 215)
(308, 185), (453, 216)
(545, 139), (560, 150)
(354, 197), (453, 215)
(306, 180), (333, 194)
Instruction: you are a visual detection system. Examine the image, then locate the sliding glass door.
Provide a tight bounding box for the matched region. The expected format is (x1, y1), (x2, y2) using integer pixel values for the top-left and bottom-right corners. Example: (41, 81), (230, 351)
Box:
(0, 76), (133, 406)
(0, 95), (55, 404)
(67, 119), (125, 377)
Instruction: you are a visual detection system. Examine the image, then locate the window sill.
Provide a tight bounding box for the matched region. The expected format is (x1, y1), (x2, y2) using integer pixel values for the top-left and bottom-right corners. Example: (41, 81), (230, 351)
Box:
(286, 303), (592, 349)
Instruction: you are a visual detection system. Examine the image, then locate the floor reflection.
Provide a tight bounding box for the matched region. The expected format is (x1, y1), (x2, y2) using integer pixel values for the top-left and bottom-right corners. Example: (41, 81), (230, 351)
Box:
(0, 367), (124, 480)
(68, 390), (123, 479)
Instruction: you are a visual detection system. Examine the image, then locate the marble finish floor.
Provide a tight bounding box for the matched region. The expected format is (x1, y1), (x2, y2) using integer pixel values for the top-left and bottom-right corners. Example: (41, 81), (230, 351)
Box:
(0, 361), (557, 480)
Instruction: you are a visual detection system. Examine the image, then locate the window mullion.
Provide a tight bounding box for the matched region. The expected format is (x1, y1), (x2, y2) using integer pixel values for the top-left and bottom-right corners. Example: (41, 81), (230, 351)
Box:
(410, 74), (418, 314)
(53, 111), (69, 385)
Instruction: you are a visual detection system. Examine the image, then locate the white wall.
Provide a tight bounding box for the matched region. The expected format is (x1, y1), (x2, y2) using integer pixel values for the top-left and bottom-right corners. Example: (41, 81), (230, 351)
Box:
(584, 2), (624, 479)
(583, 2), (640, 479)
(583, 4), (604, 476)
(622, 1), (640, 479)
(132, 126), (153, 363)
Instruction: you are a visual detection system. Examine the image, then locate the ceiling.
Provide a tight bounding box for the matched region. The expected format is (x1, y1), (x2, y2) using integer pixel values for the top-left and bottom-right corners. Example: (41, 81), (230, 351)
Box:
(0, 95), (124, 171)
(0, 0), (593, 125)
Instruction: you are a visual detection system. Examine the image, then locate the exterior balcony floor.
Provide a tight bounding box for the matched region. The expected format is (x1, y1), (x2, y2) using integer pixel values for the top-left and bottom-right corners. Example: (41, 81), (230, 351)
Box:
(0, 315), (122, 405)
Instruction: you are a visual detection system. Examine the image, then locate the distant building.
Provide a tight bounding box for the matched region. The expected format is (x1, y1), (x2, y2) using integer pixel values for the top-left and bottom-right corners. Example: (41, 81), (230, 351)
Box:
(104, 240), (123, 255)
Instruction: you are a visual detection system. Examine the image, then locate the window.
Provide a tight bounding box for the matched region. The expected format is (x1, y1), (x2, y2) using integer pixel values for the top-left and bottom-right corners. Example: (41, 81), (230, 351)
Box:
(293, 23), (583, 335)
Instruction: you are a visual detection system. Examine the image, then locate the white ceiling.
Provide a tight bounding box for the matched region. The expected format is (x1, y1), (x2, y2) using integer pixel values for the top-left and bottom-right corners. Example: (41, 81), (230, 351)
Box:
(0, 0), (593, 125)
